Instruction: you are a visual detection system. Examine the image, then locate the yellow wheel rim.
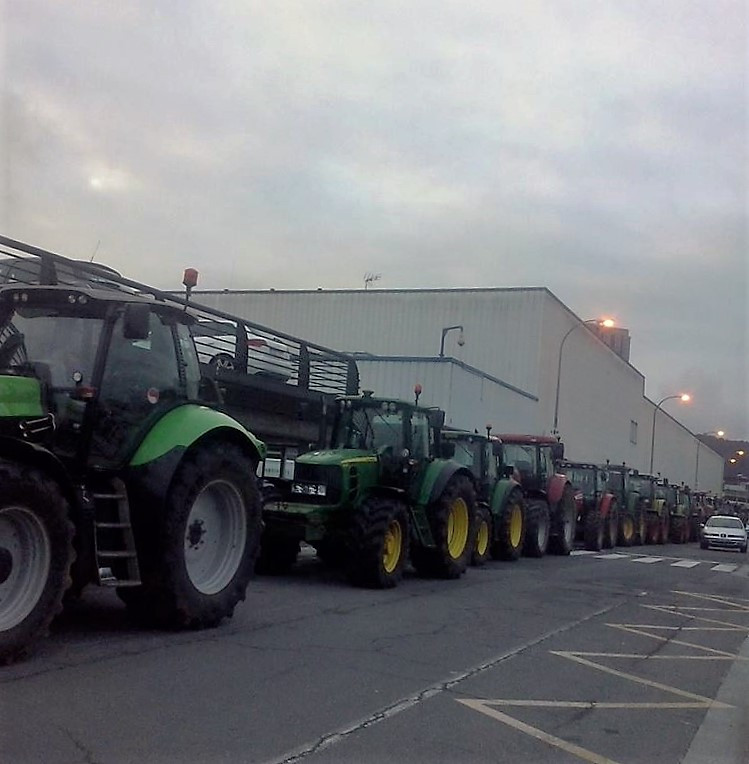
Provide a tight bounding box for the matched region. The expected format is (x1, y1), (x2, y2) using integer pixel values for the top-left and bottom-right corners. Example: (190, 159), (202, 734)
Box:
(509, 504), (523, 548)
(623, 516), (634, 540)
(383, 520), (402, 574)
(476, 517), (489, 557)
(447, 498), (470, 559)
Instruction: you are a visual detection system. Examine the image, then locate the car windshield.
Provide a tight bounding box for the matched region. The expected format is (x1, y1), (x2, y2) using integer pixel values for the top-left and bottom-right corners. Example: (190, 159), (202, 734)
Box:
(705, 517), (744, 529)
(334, 404), (405, 451)
(0, 307), (103, 387)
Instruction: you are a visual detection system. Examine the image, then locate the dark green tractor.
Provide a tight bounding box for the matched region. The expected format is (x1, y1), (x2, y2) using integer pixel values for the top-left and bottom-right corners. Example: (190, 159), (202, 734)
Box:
(260, 394), (477, 588)
(441, 429), (525, 564)
(0, 282), (265, 663)
(606, 466), (647, 546)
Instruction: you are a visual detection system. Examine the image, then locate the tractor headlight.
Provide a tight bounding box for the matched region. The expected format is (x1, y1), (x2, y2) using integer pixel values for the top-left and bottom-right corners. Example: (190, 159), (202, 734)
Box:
(291, 482), (327, 497)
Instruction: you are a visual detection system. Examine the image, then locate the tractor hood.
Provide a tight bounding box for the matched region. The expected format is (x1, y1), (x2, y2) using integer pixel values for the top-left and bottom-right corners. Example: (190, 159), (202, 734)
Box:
(0, 374), (44, 418)
(297, 449), (376, 467)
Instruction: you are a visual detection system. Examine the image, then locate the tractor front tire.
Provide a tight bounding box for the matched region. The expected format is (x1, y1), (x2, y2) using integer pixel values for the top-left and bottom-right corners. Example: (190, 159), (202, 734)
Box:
(523, 500), (550, 558)
(411, 475), (475, 579)
(0, 463), (75, 665)
(670, 516), (687, 544)
(471, 505), (492, 567)
(603, 504), (618, 549)
(583, 509), (604, 552)
(347, 498), (409, 588)
(549, 485), (577, 555)
(119, 443), (261, 629)
(658, 512), (670, 545)
(490, 491), (525, 562)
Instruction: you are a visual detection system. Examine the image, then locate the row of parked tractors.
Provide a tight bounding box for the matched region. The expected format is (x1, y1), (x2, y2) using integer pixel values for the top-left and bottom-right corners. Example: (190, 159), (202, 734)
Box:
(0, 254), (708, 665)
(256, 392), (707, 591)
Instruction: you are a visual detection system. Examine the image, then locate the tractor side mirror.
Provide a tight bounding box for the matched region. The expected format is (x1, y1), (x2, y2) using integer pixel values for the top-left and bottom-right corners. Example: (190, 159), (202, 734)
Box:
(492, 442), (503, 457)
(123, 303), (150, 340)
(551, 442), (565, 462)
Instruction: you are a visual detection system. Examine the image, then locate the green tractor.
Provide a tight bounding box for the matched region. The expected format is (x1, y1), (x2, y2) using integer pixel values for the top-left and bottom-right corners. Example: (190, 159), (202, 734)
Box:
(259, 393), (477, 588)
(639, 474), (669, 544)
(605, 465), (647, 546)
(0, 279), (265, 663)
(441, 429), (525, 564)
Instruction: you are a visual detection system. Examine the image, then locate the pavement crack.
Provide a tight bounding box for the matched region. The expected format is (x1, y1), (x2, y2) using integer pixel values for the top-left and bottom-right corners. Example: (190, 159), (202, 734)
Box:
(58, 726), (104, 764)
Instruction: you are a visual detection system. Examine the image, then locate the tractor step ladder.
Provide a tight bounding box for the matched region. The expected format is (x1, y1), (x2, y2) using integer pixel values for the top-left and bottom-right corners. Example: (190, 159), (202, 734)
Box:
(92, 478), (142, 587)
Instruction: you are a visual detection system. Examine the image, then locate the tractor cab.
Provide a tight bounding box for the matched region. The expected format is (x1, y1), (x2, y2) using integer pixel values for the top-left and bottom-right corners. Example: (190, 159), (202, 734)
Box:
(0, 284), (202, 471)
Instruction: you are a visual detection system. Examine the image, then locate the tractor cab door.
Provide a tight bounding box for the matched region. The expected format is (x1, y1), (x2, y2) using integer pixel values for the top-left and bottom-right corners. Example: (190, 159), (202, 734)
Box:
(89, 310), (184, 467)
(539, 446), (555, 492)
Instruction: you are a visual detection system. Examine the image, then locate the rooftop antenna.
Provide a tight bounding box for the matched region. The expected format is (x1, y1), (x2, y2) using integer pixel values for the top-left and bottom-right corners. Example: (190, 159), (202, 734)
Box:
(364, 272), (381, 290)
(89, 239), (101, 262)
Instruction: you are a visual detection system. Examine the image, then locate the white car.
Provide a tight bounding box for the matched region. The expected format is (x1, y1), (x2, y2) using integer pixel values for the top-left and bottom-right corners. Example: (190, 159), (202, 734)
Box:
(700, 515), (748, 553)
(192, 319), (294, 382)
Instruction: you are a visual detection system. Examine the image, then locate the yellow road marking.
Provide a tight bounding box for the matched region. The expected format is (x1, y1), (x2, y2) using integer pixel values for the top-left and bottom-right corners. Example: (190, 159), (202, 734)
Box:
(643, 605), (749, 630)
(457, 699), (621, 764)
(563, 652), (747, 660)
(671, 591), (749, 612)
(550, 651), (734, 706)
(605, 623), (738, 656)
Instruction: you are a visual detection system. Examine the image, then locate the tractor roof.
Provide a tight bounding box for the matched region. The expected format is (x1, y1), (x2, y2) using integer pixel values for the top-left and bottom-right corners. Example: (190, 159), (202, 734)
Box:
(496, 434), (560, 446)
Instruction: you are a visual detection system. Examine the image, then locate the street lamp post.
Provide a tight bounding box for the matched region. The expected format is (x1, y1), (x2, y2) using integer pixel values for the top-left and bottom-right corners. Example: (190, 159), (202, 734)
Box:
(649, 393), (691, 474)
(551, 317), (614, 435)
(439, 325), (464, 357)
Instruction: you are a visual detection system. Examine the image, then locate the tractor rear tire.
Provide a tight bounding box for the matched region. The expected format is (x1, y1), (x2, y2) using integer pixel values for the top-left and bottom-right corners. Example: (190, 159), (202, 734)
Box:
(549, 485), (577, 556)
(119, 443), (261, 629)
(490, 491), (525, 562)
(348, 497), (409, 588)
(645, 517), (660, 545)
(0, 462), (75, 665)
(411, 474), (475, 579)
(523, 500), (550, 558)
(618, 513), (635, 547)
(471, 505), (492, 567)
(603, 504), (618, 549)
(583, 509), (604, 552)
(634, 512), (647, 546)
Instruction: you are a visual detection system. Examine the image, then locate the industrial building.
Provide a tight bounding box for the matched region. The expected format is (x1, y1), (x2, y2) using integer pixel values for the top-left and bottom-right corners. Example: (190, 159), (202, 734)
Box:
(194, 286), (724, 493)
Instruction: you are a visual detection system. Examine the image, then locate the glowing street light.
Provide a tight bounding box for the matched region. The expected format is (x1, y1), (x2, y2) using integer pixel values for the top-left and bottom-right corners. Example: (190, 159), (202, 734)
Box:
(649, 393), (691, 473)
(552, 317), (616, 435)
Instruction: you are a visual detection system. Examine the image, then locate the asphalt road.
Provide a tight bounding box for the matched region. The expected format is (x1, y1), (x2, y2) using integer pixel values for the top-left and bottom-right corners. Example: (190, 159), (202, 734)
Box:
(1, 542), (747, 764)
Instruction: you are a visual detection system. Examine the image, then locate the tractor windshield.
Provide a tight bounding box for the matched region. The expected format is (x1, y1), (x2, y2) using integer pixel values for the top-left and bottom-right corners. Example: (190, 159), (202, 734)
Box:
(565, 467), (597, 499)
(606, 471), (624, 493)
(334, 404), (405, 452)
(0, 307), (103, 388)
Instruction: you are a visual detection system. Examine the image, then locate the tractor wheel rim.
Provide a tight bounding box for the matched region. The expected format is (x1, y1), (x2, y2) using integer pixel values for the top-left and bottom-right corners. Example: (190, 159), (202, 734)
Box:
(476, 517), (489, 557)
(184, 480), (247, 595)
(447, 497), (469, 559)
(0, 506), (51, 631)
(382, 520), (402, 574)
(509, 505), (523, 548)
(563, 499), (575, 545)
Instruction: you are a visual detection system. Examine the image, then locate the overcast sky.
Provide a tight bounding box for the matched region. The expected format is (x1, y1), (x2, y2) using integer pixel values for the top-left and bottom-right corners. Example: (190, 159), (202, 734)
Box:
(2, 1), (747, 437)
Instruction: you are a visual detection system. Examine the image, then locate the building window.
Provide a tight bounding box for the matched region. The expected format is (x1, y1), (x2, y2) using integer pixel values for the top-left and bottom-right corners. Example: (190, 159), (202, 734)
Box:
(630, 420), (638, 445)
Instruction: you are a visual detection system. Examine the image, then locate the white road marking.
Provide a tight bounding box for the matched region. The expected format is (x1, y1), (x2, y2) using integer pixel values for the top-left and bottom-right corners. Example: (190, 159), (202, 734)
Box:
(595, 553), (630, 559)
(671, 560), (701, 568)
(632, 556), (664, 564)
(711, 563), (739, 573)
(571, 550), (599, 556)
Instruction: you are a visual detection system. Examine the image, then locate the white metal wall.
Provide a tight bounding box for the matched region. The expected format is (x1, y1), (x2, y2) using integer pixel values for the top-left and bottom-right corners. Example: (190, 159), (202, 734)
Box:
(355, 358), (539, 433)
(195, 287), (547, 397)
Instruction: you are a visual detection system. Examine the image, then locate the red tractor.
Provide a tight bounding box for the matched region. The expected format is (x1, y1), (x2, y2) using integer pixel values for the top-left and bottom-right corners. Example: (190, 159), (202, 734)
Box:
(560, 461), (618, 551)
(496, 435), (577, 556)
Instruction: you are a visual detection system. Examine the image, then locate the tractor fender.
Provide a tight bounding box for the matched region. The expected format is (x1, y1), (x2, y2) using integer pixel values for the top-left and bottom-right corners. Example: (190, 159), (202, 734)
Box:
(599, 492), (616, 518)
(489, 477), (522, 517)
(0, 436), (77, 509)
(547, 473), (568, 506)
(126, 404), (266, 514)
(417, 460), (475, 507)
